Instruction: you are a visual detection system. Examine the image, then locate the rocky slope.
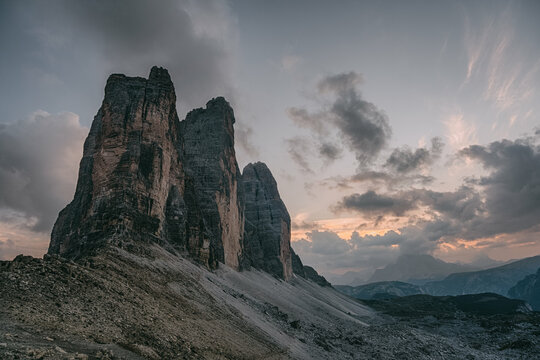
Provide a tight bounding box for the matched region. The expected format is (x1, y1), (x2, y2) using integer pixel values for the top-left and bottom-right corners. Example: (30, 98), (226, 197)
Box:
(508, 267), (540, 310)
(242, 162), (292, 279)
(3, 248), (540, 359)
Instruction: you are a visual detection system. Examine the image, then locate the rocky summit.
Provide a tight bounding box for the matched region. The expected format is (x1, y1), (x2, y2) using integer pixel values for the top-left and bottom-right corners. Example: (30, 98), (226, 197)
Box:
(2, 67), (539, 360)
(242, 162), (292, 279)
(48, 66), (297, 277)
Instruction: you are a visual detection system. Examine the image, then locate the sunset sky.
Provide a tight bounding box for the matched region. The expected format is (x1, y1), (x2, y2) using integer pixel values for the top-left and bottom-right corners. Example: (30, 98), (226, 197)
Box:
(1, 0), (539, 280)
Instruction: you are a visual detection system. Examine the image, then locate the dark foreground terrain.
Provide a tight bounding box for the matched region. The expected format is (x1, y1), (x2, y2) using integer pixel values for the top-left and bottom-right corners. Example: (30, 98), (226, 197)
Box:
(365, 294), (540, 359)
(2, 247), (540, 359)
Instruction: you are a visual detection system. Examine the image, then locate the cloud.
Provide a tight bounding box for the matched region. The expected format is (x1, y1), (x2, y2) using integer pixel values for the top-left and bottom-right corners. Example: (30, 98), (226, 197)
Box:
(281, 55), (302, 71)
(318, 142), (342, 162)
(307, 230), (351, 255)
(0, 111), (87, 232)
(385, 137), (444, 174)
(462, 5), (539, 113)
(321, 170), (435, 193)
(285, 137), (314, 174)
(457, 137), (540, 239)
(317, 72), (363, 93)
(333, 132), (540, 251)
(29, 0), (238, 113)
(287, 71), (392, 169)
(292, 227), (437, 278)
(444, 113), (478, 150)
(336, 190), (417, 217)
(320, 72), (392, 166)
(235, 122), (259, 158)
(287, 107), (327, 136)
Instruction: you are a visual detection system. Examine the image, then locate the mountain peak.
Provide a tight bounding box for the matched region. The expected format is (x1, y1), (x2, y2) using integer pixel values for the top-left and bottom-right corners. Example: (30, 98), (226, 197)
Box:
(369, 253), (477, 284)
(47, 67), (307, 281)
(148, 66), (172, 82)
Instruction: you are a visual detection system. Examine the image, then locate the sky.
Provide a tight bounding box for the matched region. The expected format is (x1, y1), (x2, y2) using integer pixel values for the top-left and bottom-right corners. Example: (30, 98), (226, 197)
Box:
(1, 0), (539, 282)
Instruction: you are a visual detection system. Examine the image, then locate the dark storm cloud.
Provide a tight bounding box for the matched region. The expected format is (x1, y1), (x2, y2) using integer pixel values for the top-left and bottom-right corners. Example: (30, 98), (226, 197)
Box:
(336, 190), (417, 216)
(385, 137), (444, 173)
(0, 112), (87, 231)
(332, 133), (540, 246)
(334, 185), (483, 229)
(321, 171), (434, 192)
(27, 0), (236, 113)
(287, 71), (391, 169)
(417, 186), (484, 222)
(457, 137), (540, 239)
(321, 72), (392, 166)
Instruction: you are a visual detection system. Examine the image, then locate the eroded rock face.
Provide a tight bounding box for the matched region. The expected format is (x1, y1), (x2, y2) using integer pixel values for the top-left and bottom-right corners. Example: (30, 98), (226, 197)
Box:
(291, 249), (306, 278)
(48, 67), (244, 269)
(242, 162), (292, 280)
(49, 67), (185, 259)
(48, 66), (321, 281)
(181, 98), (244, 269)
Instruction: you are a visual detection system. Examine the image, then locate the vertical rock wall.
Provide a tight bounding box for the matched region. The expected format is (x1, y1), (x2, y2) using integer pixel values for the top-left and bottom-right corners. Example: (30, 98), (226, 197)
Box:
(48, 66), (312, 281)
(49, 67), (185, 258)
(242, 162), (292, 280)
(181, 98), (244, 269)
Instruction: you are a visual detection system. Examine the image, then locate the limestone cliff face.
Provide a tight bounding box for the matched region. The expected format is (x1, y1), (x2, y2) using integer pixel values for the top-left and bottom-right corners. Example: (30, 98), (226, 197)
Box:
(49, 67), (185, 259)
(242, 162), (292, 280)
(48, 67), (243, 269)
(49, 66), (324, 282)
(181, 98), (244, 269)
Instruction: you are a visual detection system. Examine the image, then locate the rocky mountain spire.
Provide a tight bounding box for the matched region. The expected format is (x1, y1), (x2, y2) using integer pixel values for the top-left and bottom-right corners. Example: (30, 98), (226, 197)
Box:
(181, 97), (244, 269)
(242, 162), (292, 279)
(48, 66), (325, 282)
(49, 66), (184, 259)
(48, 67), (245, 269)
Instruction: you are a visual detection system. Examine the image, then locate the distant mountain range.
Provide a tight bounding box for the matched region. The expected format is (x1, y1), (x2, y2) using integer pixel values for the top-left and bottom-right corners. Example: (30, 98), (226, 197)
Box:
(424, 255), (540, 296)
(337, 255), (540, 305)
(329, 254), (508, 286)
(368, 254), (479, 284)
(508, 268), (540, 310)
(335, 281), (425, 300)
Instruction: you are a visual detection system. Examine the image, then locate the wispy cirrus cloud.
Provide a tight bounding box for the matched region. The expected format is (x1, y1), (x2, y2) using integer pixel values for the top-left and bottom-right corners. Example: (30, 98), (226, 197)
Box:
(444, 113), (478, 150)
(462, 6), (540, 114)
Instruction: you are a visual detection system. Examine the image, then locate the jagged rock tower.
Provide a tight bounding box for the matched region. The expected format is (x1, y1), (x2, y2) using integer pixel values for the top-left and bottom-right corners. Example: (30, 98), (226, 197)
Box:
(242, 162), (292, 280)
(48, 66), (294, 279)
